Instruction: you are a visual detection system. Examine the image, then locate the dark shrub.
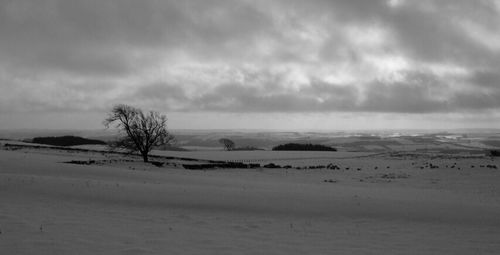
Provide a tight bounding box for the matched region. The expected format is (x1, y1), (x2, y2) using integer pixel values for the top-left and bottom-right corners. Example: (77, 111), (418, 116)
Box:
(272, 143), (336, 151)
(490, 150), (500, 157)
(150, 161), (165, 167)
(263, 163), (281, 168)
(32, 136), (106, 147)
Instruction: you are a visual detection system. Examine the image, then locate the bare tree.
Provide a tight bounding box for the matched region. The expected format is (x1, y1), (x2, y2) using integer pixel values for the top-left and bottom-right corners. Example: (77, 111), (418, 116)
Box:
(219, 138), (235, 151)
(104, 104), (174, 162)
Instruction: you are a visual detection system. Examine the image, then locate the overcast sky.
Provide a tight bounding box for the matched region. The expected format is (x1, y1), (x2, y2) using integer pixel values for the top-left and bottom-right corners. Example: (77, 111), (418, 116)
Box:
(1, 0), (499, 130)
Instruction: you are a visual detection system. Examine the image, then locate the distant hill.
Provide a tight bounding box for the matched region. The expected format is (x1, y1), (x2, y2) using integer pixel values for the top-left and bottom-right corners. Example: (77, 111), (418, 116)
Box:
(272, 143), (337, 151)
(482, 140), (500, 148)
(31, 136), (107, 147)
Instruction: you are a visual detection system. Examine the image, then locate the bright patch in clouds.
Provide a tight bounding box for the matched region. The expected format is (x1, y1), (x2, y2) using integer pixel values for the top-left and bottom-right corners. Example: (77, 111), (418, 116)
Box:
(0, 0), (499, 130)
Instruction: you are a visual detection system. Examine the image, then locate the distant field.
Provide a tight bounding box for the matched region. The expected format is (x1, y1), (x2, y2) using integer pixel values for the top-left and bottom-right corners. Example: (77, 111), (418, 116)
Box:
(2, 129), (500, 153)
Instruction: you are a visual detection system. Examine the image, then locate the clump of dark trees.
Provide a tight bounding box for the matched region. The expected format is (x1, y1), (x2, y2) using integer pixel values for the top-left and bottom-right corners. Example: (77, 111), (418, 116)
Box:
(31, 136), (106, 147)
(272, 143), (337, 151)
(218, 138), (235, 151)
(491, 150), (500, 157)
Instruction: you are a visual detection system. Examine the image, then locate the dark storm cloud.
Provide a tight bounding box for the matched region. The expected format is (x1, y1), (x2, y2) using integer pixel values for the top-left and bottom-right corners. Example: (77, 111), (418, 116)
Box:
(1, 0), (500, 118)
(128, 82), (191, 111)
(386, 1), (500, 67)
(469, 71), (500, 89)
(451, 90), (500, 110)
(309, 0), (500, 67)
(185, 72), (451, 114)
(0, 0), (271, 76)
(190, 81), (357, 112)
(135, 82), (188, 101)
(359, 81), (448, 113)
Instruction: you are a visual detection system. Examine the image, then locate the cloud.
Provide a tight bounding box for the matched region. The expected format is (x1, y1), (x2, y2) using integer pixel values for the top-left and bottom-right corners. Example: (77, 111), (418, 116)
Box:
(451, 90), (500, 110)
(1, 0), (500, 130)
(187, 81), (355, 112)
(178, 71), (450, 114)
(385, 1), (500, 67)
(468, 70), (500, 89)
(359, 81), (448, 113)
(0, 0), (272, 76)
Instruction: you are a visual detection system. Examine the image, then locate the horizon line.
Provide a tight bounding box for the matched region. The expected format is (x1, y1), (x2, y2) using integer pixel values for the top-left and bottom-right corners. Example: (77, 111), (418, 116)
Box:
(1, 127), (499, 133)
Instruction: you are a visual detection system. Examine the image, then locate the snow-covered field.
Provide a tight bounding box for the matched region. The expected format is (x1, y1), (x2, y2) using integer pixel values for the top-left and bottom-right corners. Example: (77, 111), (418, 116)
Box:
(1, 144), (500, 254)
(153, 149), (376, 165)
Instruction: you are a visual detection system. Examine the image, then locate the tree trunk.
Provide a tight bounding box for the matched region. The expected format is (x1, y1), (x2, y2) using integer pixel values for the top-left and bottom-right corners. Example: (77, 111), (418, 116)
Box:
(141, 152), (148, 162)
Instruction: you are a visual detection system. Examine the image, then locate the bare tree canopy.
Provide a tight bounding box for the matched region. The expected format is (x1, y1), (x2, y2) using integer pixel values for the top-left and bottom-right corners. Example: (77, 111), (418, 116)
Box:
(219, 138), (235, 151)
(104, 104), (174, 162)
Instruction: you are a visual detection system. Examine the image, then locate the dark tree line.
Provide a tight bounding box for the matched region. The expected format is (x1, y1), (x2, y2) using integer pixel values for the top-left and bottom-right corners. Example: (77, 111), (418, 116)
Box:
(32, 136), (106, 147)
(272, 143), (337, 151)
